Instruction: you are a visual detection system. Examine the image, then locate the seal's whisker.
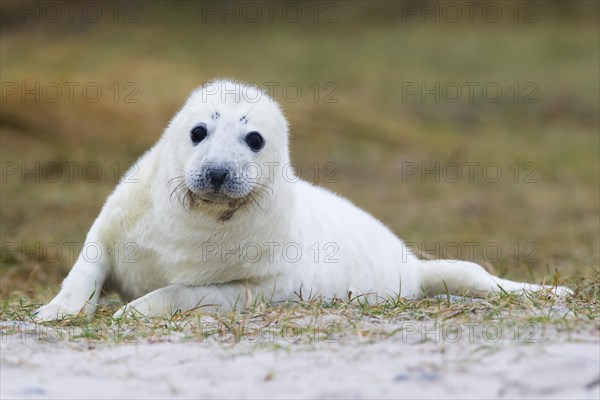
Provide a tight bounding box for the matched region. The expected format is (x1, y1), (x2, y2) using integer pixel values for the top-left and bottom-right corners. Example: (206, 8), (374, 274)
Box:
(168, 171), (194, 210)
(248, 192), (265, 213)
(256, 191), (272, 205)
(167, 175), (198, 213)
(181, 189), (197, 212)
(241, 101), (259, 121)
(254, 181), (274, 195)
(199, 99), (213, 115)
(256, 183), (273, 199)
(202, 96), (221, 119)
(169, 182), (181, 198)
(169, 181), (188, 207)
(249, 186), (271, 212)
(253, 188), (270, 205)
(208, 96), (217, 113)
(252, 183), (273, 208)
(168, 175), (186, 188)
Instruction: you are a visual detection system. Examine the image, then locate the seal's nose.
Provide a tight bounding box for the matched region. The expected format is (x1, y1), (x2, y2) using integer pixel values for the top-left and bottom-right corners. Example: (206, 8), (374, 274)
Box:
(208, 168), (229, 188)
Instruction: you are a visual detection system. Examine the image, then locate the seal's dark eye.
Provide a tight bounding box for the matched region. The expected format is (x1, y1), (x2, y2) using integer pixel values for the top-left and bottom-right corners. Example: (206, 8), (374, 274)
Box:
(245, 132), (264, 152)
(190, 123), (207, 145)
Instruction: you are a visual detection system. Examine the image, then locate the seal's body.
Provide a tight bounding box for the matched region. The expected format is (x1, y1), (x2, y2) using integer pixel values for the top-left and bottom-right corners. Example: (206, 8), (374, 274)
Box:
(36, 80), (569, 320)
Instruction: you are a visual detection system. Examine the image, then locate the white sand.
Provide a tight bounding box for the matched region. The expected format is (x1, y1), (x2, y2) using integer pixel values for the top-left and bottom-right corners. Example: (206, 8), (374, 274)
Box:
(1, 320), (598, 399)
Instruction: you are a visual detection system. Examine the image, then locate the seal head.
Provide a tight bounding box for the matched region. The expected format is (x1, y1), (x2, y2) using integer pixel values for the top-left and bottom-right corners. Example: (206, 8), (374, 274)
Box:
(163, 80), (289, 220)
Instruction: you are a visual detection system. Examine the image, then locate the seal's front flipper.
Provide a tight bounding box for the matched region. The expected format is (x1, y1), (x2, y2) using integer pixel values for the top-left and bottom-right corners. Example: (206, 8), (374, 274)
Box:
(35, 241), (109, 322)
(112, 282), (261, 319)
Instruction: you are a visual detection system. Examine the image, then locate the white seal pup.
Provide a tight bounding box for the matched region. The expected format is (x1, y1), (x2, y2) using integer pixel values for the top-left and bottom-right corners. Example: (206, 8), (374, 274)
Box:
(35, 80), (570, 320)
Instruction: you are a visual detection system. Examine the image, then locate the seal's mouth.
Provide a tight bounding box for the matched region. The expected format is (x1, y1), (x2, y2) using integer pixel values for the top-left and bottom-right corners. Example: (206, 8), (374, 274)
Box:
(169, 174), (270, 221)
(195, 189), (254, 221)
(170, 177), (239, 208)
(198, 191), (235, 204)
(199, 191), (227, 200)
(175, 185), (251, 214)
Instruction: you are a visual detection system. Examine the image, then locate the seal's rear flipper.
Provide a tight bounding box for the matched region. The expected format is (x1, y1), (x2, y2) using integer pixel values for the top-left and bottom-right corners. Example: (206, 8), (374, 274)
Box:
(418, 260), (572, 298)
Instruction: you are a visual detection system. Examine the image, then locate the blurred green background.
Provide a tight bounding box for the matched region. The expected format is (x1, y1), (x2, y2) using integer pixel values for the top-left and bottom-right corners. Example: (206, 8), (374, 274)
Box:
(1, 1), (598, 298)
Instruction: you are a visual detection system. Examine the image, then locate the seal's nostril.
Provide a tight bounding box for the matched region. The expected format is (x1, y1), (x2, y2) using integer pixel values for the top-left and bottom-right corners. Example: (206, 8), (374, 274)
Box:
(208, 169), (229, 188)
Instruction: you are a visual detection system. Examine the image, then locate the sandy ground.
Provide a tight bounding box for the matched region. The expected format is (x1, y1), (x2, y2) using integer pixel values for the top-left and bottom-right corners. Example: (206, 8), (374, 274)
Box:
(1, 319), (598, 400)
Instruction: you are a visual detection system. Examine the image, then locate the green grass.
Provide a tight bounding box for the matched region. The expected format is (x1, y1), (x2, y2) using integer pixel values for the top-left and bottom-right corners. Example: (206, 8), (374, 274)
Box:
(1, 278), (598, 347)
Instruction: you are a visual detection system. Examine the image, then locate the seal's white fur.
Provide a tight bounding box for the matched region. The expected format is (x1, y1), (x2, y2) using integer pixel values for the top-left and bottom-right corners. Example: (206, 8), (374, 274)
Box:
(36, 80), (570, 320)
